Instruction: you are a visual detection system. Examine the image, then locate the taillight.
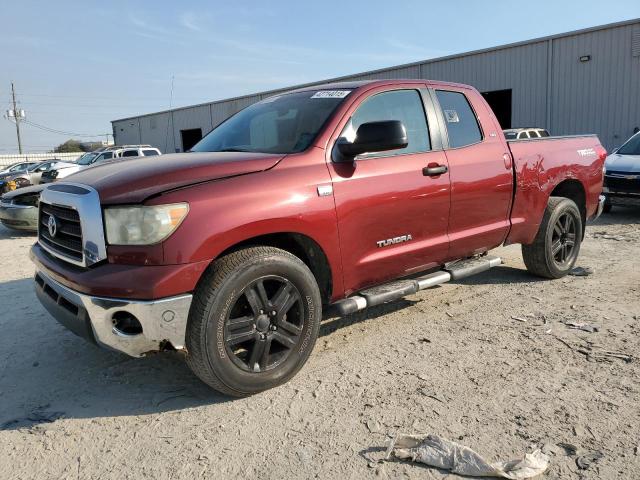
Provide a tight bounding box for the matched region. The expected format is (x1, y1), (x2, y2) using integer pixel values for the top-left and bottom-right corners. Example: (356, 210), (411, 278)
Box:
(597, 147), (607, 162)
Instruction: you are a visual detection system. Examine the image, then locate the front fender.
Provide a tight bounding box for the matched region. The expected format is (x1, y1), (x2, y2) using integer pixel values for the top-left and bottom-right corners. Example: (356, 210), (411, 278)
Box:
(152, 156), (345, 299)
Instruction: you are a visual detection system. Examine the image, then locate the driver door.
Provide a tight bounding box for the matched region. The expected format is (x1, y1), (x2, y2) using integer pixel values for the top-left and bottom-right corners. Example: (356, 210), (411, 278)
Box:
(327, 87), (451, 294)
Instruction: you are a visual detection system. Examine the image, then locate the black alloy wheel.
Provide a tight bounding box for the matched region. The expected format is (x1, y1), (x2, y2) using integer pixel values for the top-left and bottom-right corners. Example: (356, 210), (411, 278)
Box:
(551, 212), (578, 267)
(225, 276), (304, 373)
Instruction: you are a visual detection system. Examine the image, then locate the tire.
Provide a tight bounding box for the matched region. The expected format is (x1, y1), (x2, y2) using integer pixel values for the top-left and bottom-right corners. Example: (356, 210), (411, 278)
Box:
(602, 201), (613, 214)
(522, 197), (583, 279)
(185, 246), (321, 397)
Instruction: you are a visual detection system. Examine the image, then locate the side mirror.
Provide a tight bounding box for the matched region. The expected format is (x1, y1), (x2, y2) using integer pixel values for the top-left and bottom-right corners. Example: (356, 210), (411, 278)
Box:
(334, 120), (408, 162)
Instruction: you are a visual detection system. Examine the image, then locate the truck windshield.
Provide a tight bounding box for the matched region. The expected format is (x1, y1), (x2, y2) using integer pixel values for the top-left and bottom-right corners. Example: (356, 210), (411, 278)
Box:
(617, 134), (640, 155)
(191, 90), (352, 154)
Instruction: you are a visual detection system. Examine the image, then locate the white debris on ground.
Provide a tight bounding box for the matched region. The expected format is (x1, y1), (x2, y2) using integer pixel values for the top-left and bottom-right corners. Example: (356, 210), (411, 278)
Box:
(385, 434), (550, 479)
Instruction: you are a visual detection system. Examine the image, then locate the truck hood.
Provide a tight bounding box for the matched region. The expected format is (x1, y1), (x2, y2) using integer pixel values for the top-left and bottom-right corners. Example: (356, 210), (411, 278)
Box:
(605, 153), (640, 173)
(65, 152), (285, 204)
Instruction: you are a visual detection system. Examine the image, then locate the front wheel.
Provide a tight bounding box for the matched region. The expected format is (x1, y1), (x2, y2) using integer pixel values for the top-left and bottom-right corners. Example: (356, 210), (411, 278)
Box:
(522, 197), (583, 279)
(186, 246), (321, 397)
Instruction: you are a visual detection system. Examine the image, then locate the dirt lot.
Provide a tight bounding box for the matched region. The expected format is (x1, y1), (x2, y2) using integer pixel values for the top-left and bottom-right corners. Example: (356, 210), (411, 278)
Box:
(1, 209), (639, 479)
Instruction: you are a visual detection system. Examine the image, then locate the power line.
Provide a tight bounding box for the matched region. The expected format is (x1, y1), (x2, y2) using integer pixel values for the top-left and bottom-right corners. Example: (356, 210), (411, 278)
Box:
(21, 119), (110, 138)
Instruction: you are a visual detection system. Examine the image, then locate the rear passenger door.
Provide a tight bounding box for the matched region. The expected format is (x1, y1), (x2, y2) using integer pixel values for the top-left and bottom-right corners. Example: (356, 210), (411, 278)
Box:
(328, 86), (451, 293)
(431, 87), (513, 259)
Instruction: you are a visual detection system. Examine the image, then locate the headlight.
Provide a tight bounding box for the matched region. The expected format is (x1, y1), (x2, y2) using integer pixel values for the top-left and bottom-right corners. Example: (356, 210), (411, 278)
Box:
(104, 203), (189, 245)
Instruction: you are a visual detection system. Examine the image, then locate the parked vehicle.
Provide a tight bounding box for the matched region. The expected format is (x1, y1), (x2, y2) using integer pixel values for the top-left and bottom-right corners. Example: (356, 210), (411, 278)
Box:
(41, 145), (162, 183)
(602, 132), (640, 212)
(0, 184), (43, 231)
(0, 160), (76, 193)
(503, 128), (550, 140)
(0, 161), (39, 176)
(30, 80), (606, 396)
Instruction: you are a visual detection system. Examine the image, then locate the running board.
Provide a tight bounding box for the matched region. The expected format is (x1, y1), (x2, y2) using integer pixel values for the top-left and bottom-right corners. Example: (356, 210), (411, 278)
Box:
(328, 256), (502, 316)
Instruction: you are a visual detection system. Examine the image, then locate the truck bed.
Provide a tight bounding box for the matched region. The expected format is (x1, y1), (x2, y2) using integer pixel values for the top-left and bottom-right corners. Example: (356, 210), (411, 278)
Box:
(505, 134), (606, 246)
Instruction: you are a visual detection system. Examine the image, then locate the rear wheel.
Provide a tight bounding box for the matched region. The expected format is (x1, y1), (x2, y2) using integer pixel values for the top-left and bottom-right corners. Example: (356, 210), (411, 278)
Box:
(522, 197), (583, 279)
(186, 246), (321, 397)
(602, 200), (613, 214)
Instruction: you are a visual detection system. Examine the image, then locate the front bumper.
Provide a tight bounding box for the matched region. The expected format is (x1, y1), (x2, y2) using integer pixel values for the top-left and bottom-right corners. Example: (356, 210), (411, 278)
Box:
(34, 269), (193, 357)
(0, 201), (38, 231)
(594, 194), (606, 219)
(602, 187), (640, 207)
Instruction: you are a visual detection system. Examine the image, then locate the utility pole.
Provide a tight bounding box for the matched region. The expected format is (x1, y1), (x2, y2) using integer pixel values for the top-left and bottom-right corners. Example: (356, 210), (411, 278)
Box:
(10, 82), (24, 154)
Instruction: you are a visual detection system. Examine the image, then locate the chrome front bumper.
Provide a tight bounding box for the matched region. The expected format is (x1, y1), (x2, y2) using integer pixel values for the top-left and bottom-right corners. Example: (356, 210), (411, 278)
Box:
(34, 269), (192, 357)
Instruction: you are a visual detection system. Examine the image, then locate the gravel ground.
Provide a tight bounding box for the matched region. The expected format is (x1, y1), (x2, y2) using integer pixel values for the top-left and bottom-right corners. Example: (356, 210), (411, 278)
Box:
(0, 208), (639, 479)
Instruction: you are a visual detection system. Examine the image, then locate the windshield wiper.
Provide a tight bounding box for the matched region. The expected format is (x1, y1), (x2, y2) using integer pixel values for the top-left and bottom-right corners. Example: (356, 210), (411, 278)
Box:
(215, 147), (254, 153)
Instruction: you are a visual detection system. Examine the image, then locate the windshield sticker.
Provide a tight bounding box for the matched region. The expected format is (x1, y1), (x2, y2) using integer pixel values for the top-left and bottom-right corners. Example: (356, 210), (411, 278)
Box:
(444, 110), (460, 123)
(311, 90), (352, 99)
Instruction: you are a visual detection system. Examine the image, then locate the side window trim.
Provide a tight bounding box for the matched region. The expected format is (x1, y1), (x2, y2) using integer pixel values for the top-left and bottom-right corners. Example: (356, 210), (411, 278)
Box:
(430, 88), (485, 150)
(344, 88), (433, 161)
(419, 88), (444, 151)
(426, 88), (450, 150)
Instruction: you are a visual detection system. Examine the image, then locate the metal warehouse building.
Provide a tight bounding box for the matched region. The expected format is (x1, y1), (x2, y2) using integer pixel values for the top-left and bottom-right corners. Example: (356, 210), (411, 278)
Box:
(112, 18), (640, 152)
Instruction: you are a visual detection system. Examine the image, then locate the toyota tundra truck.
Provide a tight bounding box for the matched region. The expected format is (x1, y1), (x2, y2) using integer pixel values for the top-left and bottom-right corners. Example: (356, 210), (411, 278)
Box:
(30, 80), (607, 396)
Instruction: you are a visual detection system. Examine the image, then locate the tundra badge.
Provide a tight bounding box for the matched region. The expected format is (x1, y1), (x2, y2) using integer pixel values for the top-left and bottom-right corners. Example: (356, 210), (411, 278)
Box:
(377, 234), (412, 248)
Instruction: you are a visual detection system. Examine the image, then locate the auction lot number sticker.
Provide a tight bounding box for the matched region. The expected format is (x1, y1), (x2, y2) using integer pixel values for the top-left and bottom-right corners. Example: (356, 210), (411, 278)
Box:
(311, 90), (352, 99)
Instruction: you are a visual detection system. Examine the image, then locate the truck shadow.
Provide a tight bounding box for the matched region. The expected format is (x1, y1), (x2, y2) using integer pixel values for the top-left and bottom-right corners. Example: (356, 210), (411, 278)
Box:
(320, 299), (418, 336)
(452, 265), (545, 286)
(0, 277), (417, 431)
(0, 279), (227, 432)
(590, 206), (640, 226)
(0, 224), (37, 240)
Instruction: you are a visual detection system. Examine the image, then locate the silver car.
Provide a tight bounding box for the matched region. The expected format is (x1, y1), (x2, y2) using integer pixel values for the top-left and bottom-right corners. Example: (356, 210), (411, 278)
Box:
(0, 184), (43, 232)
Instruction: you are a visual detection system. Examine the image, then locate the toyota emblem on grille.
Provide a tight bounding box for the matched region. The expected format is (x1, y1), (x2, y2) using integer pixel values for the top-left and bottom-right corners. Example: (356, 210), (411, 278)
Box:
(47, 215), (58, 237)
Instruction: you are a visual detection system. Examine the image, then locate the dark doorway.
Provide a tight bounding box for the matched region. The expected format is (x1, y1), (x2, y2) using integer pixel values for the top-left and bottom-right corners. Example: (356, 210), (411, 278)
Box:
(481, 89), (512, 129)
(181, 128), (203, 152)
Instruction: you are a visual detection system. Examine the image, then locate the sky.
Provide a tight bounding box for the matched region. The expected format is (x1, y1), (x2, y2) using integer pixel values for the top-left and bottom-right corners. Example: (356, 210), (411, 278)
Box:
(0, 0), (638, 153)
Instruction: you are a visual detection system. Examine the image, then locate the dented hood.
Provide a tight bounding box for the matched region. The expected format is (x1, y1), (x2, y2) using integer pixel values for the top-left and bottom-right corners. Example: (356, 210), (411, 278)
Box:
(65, 151), (285, 204)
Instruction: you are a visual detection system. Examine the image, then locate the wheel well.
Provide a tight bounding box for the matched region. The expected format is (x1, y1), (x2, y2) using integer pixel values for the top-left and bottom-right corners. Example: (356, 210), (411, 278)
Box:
(218, 233), (333, 304)
(550, 179), (586, 233)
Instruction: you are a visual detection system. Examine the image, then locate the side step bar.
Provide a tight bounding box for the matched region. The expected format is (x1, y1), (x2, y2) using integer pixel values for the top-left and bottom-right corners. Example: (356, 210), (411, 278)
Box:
(329, 255), (502, 316)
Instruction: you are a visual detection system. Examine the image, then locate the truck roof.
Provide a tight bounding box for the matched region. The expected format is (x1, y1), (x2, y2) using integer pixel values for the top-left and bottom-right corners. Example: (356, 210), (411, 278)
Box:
(286, 79), (474, 95)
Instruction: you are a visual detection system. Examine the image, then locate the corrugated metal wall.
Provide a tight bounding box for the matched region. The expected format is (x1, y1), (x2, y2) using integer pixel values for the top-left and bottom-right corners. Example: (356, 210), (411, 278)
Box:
(550, 22), (640, 149)
(113, 20), (639, 152)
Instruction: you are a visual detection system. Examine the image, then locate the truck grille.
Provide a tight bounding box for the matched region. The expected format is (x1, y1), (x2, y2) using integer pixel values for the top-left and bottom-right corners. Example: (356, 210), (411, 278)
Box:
(605, 174), (640, 194)
(39, 202), (84, 262)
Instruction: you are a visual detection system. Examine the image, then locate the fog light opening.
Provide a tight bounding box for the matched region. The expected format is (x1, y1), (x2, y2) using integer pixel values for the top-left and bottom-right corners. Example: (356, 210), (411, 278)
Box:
(112, 311), (143, 337)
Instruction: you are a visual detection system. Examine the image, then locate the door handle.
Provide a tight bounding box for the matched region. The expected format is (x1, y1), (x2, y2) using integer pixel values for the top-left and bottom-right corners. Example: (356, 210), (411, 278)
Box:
(423, 165), (448, 176)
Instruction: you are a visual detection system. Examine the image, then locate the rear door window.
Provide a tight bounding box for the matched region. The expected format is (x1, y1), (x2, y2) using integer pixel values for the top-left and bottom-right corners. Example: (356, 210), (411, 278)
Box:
(142, 149), (159, 156)
(122, 150), (139, 157)
(96, 152), (114, 162)
(436, 90), (483, 148)
(528, 130), (540, 138)
(342, 89), (431, 157)
(518, 132), (529, 139)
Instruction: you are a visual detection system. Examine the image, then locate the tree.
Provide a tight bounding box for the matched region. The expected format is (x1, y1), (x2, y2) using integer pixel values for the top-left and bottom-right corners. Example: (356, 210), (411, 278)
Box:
(54, 139), (83, 153)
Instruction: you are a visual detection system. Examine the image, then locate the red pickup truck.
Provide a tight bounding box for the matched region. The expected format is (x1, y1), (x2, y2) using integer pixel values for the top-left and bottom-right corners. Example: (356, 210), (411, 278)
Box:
(31, 80), (606, 396)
